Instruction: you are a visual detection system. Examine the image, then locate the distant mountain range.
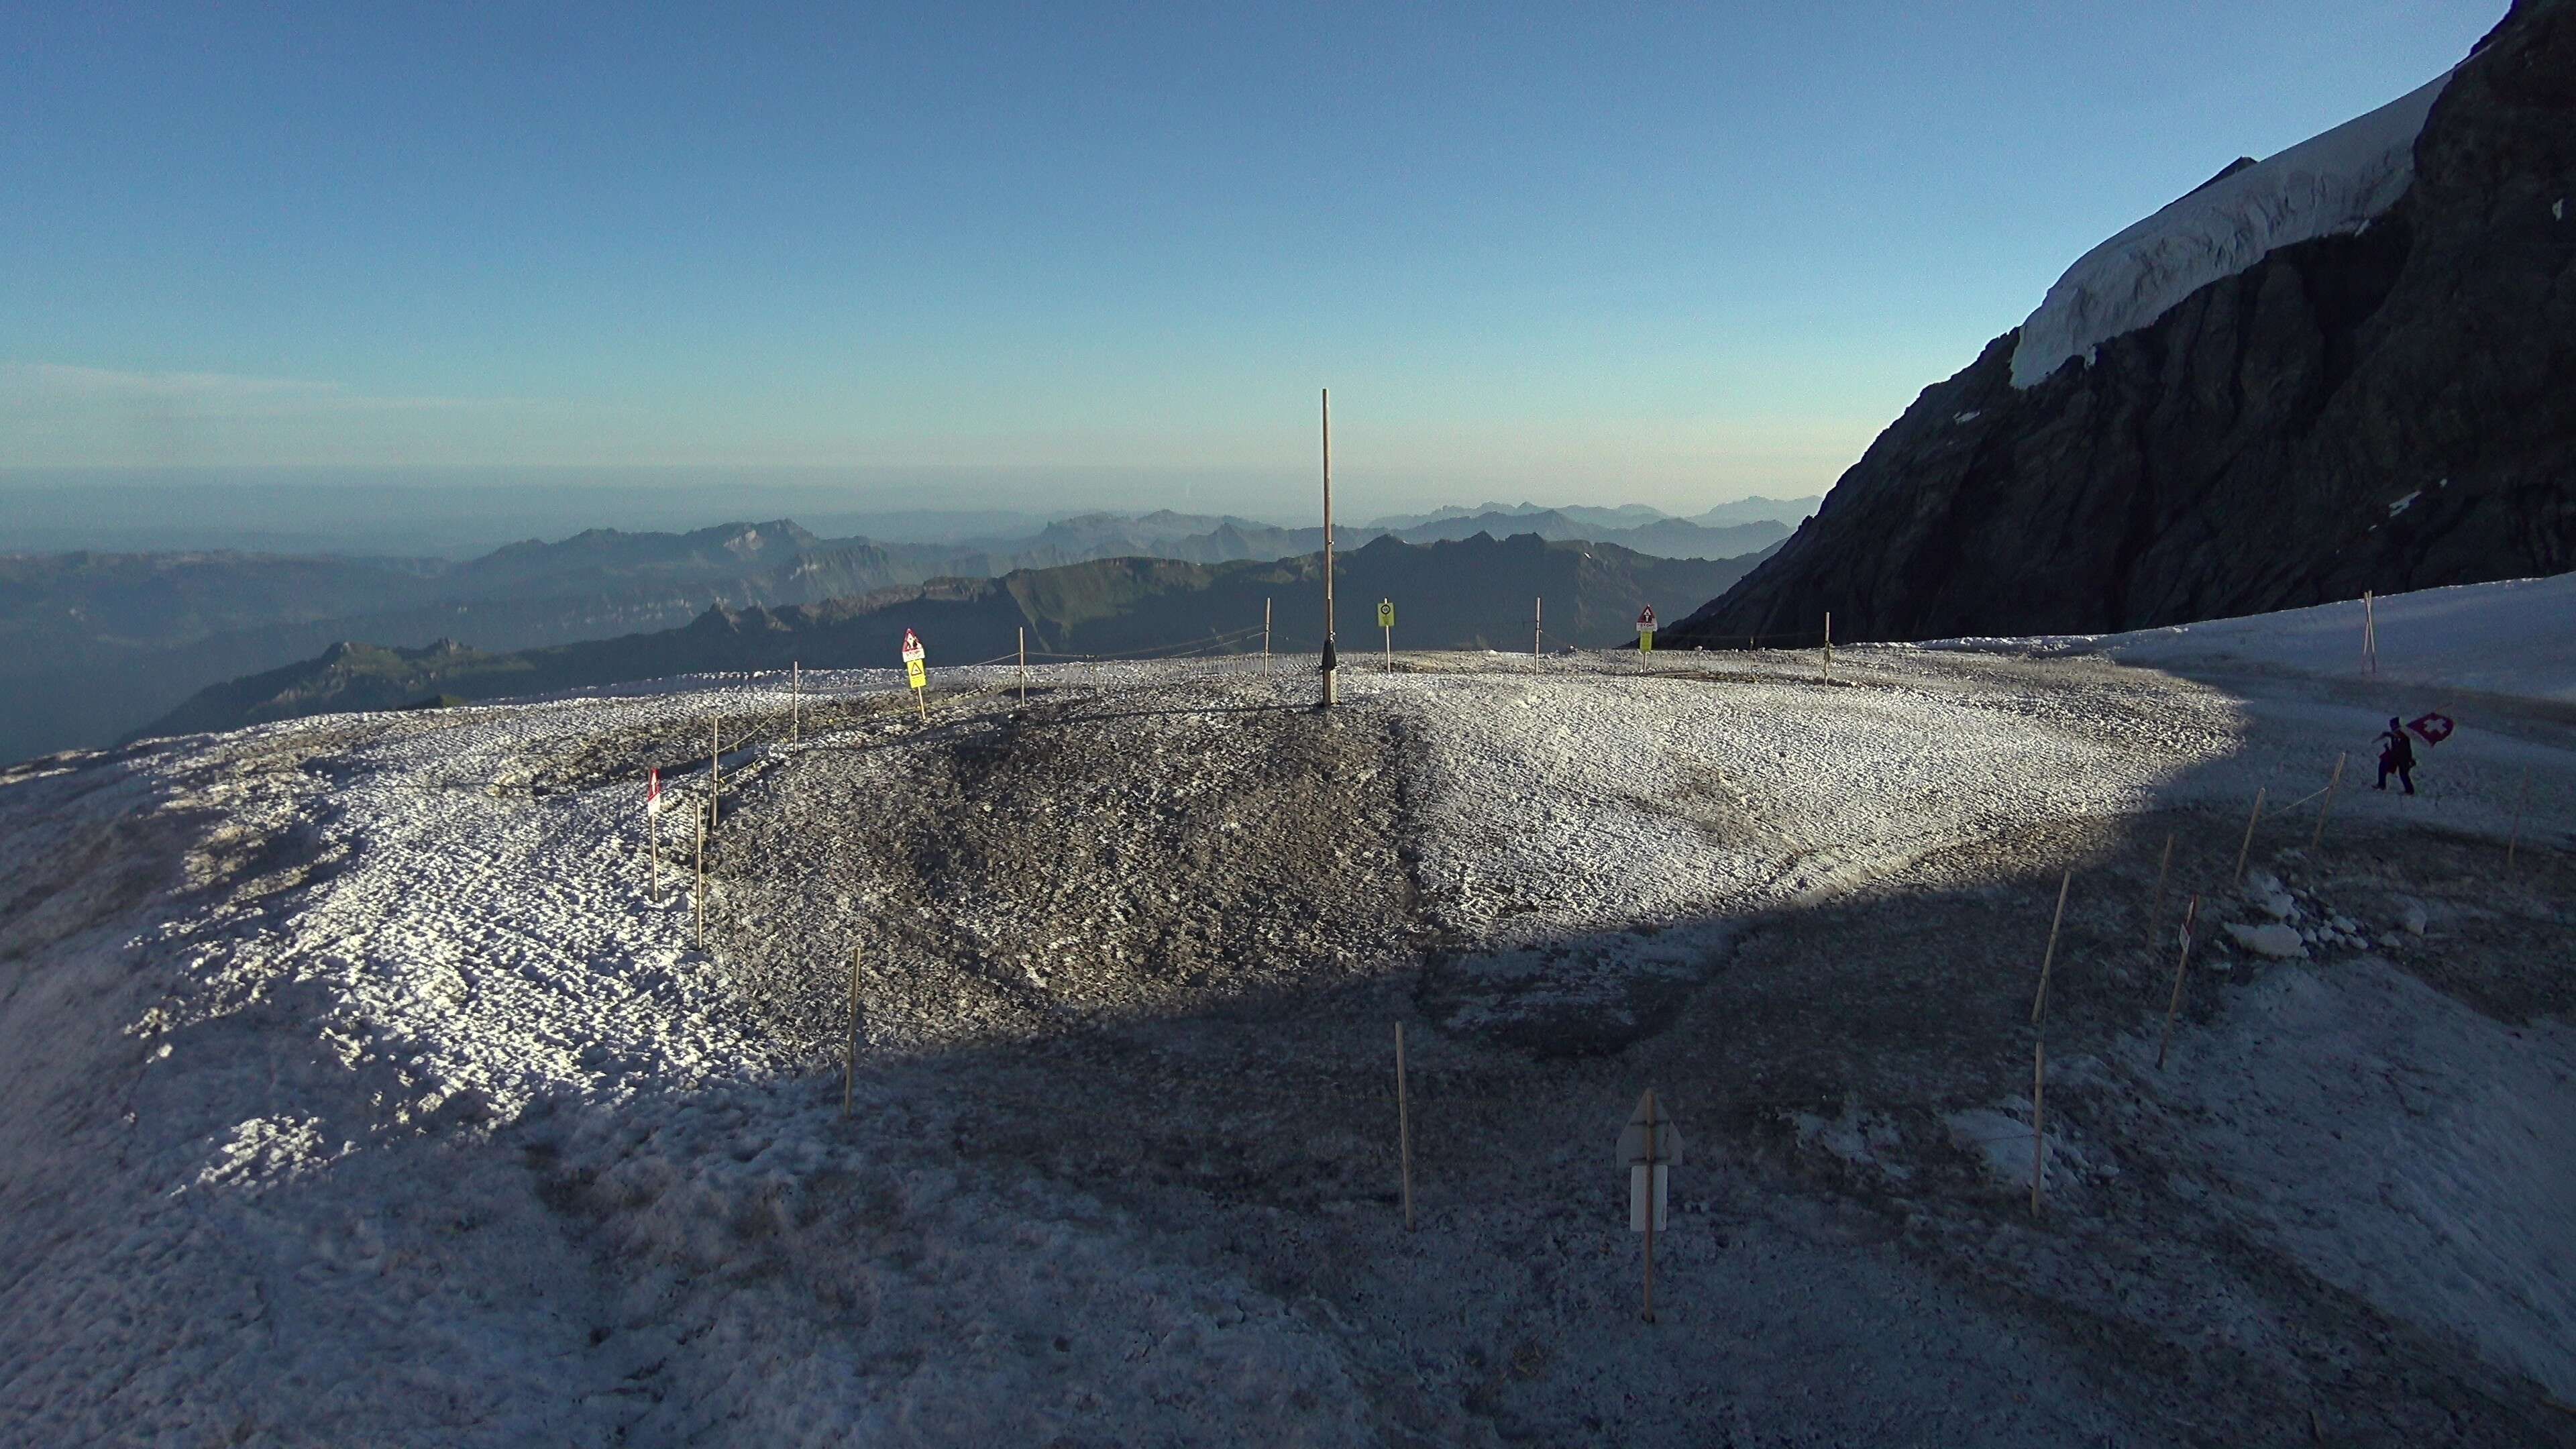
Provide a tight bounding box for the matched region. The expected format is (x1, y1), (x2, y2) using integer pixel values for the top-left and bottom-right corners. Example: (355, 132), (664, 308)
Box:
(140, 532), (1775, 739)
(3, 499), (1807, 761)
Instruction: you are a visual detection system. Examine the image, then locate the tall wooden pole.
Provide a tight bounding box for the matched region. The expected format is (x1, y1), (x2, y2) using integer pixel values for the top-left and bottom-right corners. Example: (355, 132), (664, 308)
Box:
(1394, 1023), (1414, 1232)
(693, 802), (706, 949)
(648, 784), (659, 902)
(2233, 787), (2266, 883)
(1263, 597), (1272, 679)
(710, 718), (721, 830)
(1321, 390), (1337, 708)
(1018, 627), (1028, 706)
(2030, 1034), (2046, 1217)
(792, 662), (800, 743)
(2157, 896), (2199, 1071)
(2310, 753), (2347, 849)
(1533, 597), (1542, 659)
(1823, 611), (1833, 682)
(2030, 869), (2070, 1024)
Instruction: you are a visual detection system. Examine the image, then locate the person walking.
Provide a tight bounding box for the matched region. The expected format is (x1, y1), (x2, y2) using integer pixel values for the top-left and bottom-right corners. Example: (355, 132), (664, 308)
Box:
(2375, 716), (2416, 795)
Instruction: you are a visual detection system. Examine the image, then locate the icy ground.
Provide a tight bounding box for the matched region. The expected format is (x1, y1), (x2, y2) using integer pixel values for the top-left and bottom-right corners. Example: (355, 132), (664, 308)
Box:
(3, 577), (2573, 1446)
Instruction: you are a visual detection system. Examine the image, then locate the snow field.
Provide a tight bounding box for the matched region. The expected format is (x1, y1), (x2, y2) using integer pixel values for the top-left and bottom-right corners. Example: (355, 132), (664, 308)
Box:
(4, 610), (2573, 1443)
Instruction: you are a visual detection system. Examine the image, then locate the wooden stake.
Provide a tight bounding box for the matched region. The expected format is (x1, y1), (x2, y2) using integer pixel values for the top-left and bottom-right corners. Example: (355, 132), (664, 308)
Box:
(2157, 896), (2199, 1070)
(2309, 753), (2347, 849)
(2507, 767), (2531, 871)
(1534, 596), (1542, 659)
(1394, 1023), (1414, 1232)
(1262, 597), (1272, 679)
(792, 661), (800, 743)
(692, 802), (706, 949)
(648, 786), (660, 902)
(1018, 627), (1028, 706)
(2232, 787), (2265, 883)
(2362, 590), (2377, 677)
(1823, 610), (1833, 682)
(2031, 869), (2070, 1024)
(2144, 832), (2174, 952)
(845, 945), (861, 1118)
(1321, 390), (1337, 709)
(2031, 1033), (2046, 1217)
(1383, 615), (1392, 674)
(710, 718), (721, 830)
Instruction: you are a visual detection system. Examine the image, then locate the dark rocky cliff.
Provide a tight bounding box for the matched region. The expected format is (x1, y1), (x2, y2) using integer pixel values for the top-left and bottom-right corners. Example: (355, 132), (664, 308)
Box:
(1668, 0), (2574, 648)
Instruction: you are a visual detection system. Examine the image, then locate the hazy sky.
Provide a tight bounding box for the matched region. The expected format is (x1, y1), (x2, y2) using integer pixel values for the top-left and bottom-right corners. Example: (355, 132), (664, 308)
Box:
(1, 2), (2496, 515)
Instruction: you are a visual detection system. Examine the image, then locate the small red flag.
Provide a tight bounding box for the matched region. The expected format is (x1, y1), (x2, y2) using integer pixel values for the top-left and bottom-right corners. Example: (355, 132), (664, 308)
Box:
(647, 768), (663, 813)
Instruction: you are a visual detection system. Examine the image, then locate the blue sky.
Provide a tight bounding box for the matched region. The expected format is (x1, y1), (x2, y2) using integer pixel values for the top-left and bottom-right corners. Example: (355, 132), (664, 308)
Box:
(0, 1), (2497, 515)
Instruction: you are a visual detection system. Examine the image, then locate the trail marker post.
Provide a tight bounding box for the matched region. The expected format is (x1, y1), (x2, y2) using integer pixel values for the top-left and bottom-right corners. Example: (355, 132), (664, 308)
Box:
(1823, 611), (1833, 682)
(2233, 788), (2266, 883)
(710, 718), (721, 829)
(1263, 597), (1272, 680)
(1533, 597), (1542, 659)
(1637, 605), (1656, 654)
(1394, 1023), (1414, 1232)
(2157, 896), (2200, 1071)
(792, 661), (800, 743)
(645, 769), (663, 900)
(693, 802), (706, 948)
(1619, 1089), (1684, 1324)
(2362, 590), (2378, 677)
(1379, 598), (1395, 674)
(2310, 753), (2347, 848)
(1320, 390), (1338, 710)
(1018, 627), (1028, 706)
(902, 629), (928, 722)
(2031, 869), (2070, 1023)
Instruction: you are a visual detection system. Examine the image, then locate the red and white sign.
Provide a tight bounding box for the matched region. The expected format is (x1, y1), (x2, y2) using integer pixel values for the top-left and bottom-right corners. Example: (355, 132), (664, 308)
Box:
(2407, 712), (2455, 746)
(1637, 606), (1656, 633)
(900, 629), (925, 663)
(645, 767), (663, 816)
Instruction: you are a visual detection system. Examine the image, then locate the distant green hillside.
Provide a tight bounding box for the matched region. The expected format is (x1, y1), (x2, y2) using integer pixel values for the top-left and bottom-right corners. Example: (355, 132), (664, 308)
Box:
(140, 532), (1766, 739)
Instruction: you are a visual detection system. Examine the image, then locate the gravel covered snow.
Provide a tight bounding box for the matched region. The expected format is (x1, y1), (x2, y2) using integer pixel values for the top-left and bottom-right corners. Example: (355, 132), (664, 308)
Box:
(5, 616), (2573, 1443)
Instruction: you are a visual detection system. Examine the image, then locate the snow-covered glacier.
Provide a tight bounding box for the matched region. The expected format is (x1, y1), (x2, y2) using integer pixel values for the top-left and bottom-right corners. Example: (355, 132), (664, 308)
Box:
(2010, 70), (2455, 389)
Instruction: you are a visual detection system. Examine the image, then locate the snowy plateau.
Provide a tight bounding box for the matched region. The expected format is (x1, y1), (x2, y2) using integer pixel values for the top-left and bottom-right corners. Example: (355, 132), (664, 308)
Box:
(4, 575), (2574, 1446)
(2010, 70), (2453, 388)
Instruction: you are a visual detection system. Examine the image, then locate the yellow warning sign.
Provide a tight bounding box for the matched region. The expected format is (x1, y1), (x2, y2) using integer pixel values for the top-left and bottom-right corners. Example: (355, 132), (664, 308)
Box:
(905, 658), (926, 690)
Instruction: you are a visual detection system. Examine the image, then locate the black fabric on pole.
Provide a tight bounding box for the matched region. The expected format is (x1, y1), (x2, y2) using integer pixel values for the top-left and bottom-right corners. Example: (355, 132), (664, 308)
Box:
(1320, 637), (1338, 673)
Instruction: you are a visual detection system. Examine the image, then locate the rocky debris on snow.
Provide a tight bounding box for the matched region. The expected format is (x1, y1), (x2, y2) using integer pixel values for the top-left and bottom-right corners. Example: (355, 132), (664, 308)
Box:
(1792, 1097), (1911, 1183)
(2224, 921), (2309, 959)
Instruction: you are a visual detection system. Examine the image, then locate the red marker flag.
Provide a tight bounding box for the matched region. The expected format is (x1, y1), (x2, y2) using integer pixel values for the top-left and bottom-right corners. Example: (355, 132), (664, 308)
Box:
(646, 767), (663, 815)
(2407, 712), (2455, 747)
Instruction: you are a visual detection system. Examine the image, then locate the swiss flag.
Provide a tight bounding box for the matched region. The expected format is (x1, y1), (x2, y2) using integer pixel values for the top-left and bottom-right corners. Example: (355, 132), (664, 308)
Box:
(2407, 712), (2455, 746)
